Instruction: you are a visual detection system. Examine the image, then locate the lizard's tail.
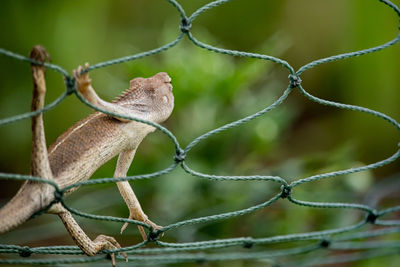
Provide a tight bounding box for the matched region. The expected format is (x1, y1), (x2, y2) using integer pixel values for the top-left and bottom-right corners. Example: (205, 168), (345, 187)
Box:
(0, 182), (44, 234)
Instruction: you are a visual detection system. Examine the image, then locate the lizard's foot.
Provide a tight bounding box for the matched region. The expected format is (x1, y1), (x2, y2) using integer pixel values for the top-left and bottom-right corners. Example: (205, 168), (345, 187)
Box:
(140, 218), (163, 241)
(58, 210), (127, 266)
(73, 63), (91, 89)
(30, 45), (51, 93)
(73, 63), (99, 105)
(121, 214), (163, 241)
(92, 234), (128, 266)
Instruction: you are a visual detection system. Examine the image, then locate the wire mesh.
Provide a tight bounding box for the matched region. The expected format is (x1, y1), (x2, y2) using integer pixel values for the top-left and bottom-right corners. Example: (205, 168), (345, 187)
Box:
(1, 0), (400, 265)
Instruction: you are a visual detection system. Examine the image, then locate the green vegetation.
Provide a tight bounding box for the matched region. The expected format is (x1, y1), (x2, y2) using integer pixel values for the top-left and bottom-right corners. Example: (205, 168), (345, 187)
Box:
(0, 0), (399, 266)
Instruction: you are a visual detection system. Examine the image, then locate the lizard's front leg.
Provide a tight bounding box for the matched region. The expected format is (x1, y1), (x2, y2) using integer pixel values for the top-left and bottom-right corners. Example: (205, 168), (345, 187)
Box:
(115, 150), (162, 240)
(74, 64), (162, 239)
(74, 63), (141, 122)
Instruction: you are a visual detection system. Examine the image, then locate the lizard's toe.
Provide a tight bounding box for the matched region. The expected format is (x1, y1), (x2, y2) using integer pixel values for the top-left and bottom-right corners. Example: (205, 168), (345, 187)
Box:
(93, 234), (127, 265)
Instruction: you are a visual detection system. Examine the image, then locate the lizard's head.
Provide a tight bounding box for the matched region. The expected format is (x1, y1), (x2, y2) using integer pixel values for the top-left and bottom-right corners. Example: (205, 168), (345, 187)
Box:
(115, 72), (174, 123)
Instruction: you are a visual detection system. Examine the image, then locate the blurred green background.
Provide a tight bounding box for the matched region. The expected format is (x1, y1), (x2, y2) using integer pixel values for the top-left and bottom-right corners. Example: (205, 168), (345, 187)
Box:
(0, 0), (399, 266)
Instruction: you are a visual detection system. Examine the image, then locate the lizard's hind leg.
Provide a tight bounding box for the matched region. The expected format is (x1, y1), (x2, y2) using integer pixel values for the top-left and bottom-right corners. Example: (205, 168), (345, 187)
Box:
(30, 47), (127, 265)
(30, 45), (53, 181)
(55, 205), (127, 266)
(0, 46), (53, 234)
(28, 46), (60, 210)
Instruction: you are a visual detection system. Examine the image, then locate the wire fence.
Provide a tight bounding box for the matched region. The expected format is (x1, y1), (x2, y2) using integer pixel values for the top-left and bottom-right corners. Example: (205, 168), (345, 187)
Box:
(1, 0), (400, 265)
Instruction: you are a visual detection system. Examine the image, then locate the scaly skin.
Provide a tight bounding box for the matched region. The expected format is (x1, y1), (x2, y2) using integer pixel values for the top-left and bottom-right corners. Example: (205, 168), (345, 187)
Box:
(0, 47), (174, 265)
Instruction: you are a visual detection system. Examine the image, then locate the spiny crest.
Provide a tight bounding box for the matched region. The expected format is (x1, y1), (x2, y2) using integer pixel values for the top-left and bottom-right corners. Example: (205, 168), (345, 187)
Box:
(112, 77), (152, 104)
(112, 87), (133, 103)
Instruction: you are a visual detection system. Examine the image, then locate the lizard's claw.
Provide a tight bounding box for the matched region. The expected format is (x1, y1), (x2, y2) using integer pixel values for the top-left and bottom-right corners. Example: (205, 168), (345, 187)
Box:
(72, 63), (100, 106)
(120, 217), (131, 234)
(120, 215), (163, 241)
(73, 63), (92, 92)
(93, 234), (128, 265)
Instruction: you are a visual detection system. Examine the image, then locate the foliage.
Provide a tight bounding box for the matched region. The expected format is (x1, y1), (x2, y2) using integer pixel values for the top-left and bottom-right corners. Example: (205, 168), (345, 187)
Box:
(0, 1), (399, 266)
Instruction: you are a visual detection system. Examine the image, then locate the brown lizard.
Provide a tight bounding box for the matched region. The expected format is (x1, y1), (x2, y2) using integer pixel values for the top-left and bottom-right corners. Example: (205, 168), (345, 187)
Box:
(0, 46), (174, 265)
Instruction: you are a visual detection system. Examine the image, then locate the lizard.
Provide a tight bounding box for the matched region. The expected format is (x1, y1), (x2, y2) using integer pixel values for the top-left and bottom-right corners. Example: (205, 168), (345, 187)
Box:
(0, 45), (174, 265)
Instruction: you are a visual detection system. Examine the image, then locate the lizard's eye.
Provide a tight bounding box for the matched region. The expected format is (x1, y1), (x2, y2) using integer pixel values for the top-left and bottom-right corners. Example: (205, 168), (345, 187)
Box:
(162, 95), (168, 103)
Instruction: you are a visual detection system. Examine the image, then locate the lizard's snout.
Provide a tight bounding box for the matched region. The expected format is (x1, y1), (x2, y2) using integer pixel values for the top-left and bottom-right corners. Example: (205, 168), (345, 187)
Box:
(153, 72), (171, 84)
(152, 72), (173, 93)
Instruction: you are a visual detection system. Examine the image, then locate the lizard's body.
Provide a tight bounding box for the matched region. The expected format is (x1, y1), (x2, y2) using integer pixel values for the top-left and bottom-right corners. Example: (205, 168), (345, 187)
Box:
(49, 112), (152, 188)
(0, 113), (153, 232)
(0, 46), (174, 264)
